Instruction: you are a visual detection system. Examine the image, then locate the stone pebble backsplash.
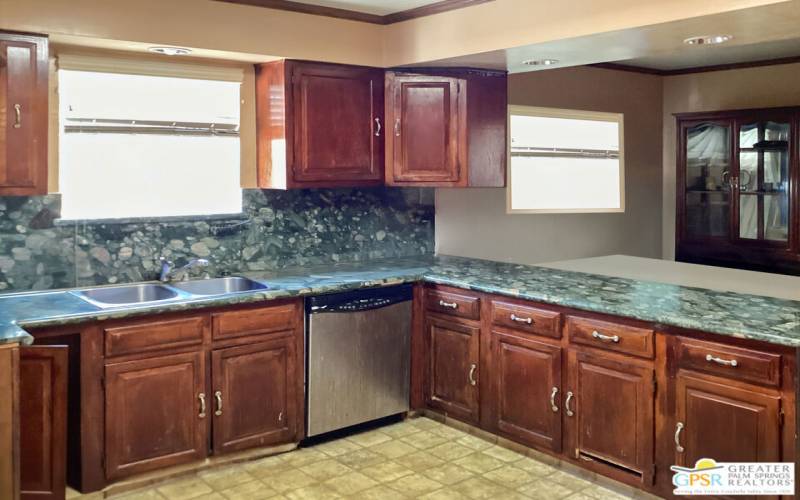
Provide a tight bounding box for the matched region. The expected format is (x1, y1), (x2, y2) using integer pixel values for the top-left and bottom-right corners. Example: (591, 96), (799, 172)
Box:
(0, 188), (434, 292)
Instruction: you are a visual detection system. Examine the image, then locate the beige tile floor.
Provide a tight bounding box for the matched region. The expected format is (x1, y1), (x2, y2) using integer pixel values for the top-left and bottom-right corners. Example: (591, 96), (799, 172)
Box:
(69, 417), (635, 499)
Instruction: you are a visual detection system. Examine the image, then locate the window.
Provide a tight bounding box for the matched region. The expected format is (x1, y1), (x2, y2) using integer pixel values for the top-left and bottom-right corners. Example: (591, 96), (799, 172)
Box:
(507, 106), (624, 213)
(58, 67), (242, 220)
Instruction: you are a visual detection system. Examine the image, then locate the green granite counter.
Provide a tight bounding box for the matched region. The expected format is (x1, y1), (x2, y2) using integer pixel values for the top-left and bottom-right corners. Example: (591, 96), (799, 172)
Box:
(1, 255), (799, 348)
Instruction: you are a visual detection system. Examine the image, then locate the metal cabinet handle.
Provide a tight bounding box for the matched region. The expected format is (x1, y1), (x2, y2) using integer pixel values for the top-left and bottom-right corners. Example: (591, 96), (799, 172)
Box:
(549, 387), (559, 412)
(394, 118), (401, 136)
(675, 422), (685, 453)
(13, 104), (21, 129)
(565, 391), (574, 417)
(439, 300), (458, 309)
(278, 411), (283, 422)
(592, 331), (620, 343)
(706, 354), (738, 367)
(374, 117), (381, 137)
(468, 363), (477, 386)
(198, 393), (206, 418)
(510, 314), (533, 325)
(214, 390), (223, 416)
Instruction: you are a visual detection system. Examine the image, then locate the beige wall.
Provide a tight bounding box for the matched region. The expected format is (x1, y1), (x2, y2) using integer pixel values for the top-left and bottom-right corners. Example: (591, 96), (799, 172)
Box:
(661, 62), (800, 259)
(435, 66), (663, 264)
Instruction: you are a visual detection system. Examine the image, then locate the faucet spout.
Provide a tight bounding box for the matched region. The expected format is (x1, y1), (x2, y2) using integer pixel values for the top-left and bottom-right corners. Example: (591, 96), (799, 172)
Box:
(159, 257), (211, 282)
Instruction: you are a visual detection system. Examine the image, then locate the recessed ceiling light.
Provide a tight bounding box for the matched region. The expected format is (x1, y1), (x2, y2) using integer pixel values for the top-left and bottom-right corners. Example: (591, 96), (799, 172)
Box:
(148, 46), (192, 56)
(683, 34), (733, 46)
(523, 59), (560, 66)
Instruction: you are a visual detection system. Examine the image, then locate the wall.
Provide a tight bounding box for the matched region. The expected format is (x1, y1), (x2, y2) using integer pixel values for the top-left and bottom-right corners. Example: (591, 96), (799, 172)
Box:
(0, 188), (434, 292)
(435, 66), (663, 265)
(661, 61), (800, 259)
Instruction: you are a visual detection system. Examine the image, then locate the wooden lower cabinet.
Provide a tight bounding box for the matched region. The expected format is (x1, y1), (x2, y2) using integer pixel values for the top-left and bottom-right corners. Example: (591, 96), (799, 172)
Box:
(211, 336), (297, 454)
(674, 372), (781, 466)
(20, 346), (68, 500)
(104, 351), (208, 481)
(489, 330), (562, 452)
(425, 315), (480, 424)
(566, 349), (655, 484)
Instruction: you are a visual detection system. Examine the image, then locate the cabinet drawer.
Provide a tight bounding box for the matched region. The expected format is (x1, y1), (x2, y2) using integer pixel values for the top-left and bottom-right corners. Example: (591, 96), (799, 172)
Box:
(491, 300), (561, 339)
(212, 303), (298, 341)
(566, 316), (654, 359)
(425, 289), (480, 320)
(105, 316), (205, 358)
(676, 337), (781, 387)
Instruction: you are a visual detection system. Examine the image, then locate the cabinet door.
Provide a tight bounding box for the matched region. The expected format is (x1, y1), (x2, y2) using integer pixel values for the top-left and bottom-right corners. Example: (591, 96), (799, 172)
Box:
(105, 352), (207, 481)
(20, 346), (67, 500)
(674, 373), (781, 467)
(425, 316), (479, 424)
(291, 62), (383, 184)
(211, 336), (297, 454)
(0, 32), (48, 195)
(387, 73), (466, 185)
(490, 330), (562, 452)
(567, 349), (654, 483)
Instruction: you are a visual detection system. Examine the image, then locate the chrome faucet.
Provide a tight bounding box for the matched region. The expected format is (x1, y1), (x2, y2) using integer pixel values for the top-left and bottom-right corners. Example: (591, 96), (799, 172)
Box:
(159, 257), (211, 282)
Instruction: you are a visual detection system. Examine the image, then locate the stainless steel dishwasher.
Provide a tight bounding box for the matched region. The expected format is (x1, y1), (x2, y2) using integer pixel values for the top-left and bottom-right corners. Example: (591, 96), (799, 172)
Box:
(306, 284), (412, 437)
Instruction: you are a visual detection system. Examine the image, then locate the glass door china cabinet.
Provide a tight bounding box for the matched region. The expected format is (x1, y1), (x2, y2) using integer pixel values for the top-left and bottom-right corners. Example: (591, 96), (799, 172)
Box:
(676, 107), (799, 275)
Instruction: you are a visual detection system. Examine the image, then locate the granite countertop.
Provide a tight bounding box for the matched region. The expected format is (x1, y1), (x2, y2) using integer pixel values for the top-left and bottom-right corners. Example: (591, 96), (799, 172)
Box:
(1, 255), (799, 348)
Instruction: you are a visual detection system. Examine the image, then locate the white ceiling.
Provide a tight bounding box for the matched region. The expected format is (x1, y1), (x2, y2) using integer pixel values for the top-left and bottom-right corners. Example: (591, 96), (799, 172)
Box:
(289, 0), (442, 15)
(414, 0), (800, 74)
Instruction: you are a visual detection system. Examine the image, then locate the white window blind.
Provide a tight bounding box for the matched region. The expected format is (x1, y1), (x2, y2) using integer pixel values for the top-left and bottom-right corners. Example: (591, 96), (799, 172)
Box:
(58, 66), (242, 220)
(508, 106), (625, 213)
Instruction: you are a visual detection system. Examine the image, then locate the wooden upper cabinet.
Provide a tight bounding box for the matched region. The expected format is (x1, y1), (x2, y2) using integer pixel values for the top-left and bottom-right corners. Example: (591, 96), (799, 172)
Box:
(20, 346), (67, 500)
(104, 352), (208, 481)
(0, 31), (48, 196)
(490, 330), (562, 452)
(385, 69), (506, 187)
(211, 337), (297, 454)
(425, 315), (480, 424)
(674, 373), (781, 467)
(256, 60), (384, 189)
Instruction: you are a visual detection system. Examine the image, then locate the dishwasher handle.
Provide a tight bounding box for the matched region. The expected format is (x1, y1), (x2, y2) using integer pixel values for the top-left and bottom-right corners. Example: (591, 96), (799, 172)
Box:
(308, 284), (413, 313)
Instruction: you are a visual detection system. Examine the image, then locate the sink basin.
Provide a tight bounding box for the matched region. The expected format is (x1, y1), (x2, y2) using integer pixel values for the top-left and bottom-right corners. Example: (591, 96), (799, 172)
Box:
(72, 283), (180, 309)
(171, 277), (269, 296)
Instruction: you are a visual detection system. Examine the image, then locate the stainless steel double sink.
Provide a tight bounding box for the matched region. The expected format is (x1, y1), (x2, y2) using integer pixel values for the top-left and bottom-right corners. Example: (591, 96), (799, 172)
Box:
(70, 277), (271, 309)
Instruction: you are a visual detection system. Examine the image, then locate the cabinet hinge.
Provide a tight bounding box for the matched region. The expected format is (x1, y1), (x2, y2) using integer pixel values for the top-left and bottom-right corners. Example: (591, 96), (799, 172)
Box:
(652, 377), (657, 394)
(651, 464), (657, 479)
(779, 410), (785, 428)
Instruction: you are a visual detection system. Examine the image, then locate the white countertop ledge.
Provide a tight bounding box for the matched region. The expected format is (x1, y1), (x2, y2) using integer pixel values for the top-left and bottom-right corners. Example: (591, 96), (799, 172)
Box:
(541, 255), (800, 302)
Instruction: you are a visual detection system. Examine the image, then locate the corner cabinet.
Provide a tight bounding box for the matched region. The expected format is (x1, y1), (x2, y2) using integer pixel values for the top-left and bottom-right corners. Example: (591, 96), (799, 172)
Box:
(676, 107), (800, 274)
(385, 69), (507, 187)
(256, 60), (384, 189)
(0, 31), (48, 196)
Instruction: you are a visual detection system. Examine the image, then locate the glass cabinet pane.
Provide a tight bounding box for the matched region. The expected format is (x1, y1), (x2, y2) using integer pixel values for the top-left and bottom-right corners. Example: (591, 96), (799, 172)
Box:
(737, 120), (791, 243)
(685, 122), (730, 239)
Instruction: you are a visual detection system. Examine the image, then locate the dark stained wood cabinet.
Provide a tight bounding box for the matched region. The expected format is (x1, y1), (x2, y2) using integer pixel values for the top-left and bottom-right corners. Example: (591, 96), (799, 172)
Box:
(566, 349), (655, 484)
(104, 351), (208, 481)
(385, 69), (507, 187)
(256, 60), (384, 189)
(674, 373), (781, 467)
(675, 107), (800, 275)
(211, 336), (297, 454)
(424, 315), (480, 424)
(19, 346), (67, 500)
(490, 330), (562, 452)
(0, 31), (48, 196)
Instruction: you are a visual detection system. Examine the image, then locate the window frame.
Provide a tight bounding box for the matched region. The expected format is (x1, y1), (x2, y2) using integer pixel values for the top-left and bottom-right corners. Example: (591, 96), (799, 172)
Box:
(506, 105), (626, 215)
